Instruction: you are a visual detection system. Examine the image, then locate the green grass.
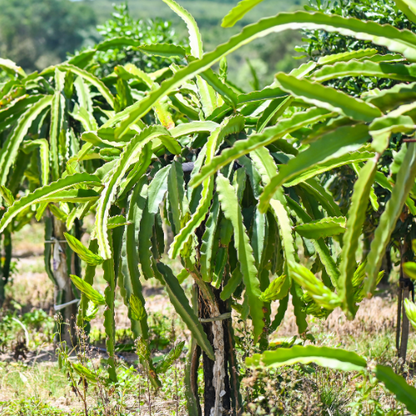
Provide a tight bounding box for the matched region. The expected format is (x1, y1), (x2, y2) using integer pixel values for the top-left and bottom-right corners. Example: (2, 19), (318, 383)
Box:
(0, 362), (68, 400)
(0, 297), (413, 415)
(0, 398), (71, 416)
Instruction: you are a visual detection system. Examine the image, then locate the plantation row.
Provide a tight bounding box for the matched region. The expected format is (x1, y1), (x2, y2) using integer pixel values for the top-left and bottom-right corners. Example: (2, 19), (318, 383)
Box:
(2, 0), (416, 414)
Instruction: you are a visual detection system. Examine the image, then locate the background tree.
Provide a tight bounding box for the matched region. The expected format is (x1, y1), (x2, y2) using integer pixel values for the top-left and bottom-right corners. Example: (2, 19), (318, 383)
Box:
(89, 2), (185, 77)
(0, 0), (97, 72)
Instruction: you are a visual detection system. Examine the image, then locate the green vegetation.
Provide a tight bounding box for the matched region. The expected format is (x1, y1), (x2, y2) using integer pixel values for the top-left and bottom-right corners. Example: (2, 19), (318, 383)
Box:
(0, 0), (305, 88)
(0, 0), (96, 72)
(2, 0), (416, 414)
(90, 3), (186, 77)
(299, 0), (416, 360)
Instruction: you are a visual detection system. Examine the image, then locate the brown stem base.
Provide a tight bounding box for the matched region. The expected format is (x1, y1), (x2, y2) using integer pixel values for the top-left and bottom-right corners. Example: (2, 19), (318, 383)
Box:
(199, 288), (233, 416)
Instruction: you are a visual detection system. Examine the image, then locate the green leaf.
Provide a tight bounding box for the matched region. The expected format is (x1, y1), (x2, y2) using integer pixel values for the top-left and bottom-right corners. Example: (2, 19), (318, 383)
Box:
(339, 157), (378, 316)
(246, 345), (367, 372)
(129, 295), (146, 321)
(365, 143), (416, 295)
(0, 95), (53, 187)
(56, 64), (115, 108)
(169, 93), (200, 120)
(196, 75), (217, 118)
(404, 298), (416, 330)
(275, 73), (381, 122)
(0, 58), (26, 77)
(24, 139), (50, 188)
(67, 49), (96, 69)
(217, 173), (264, 341)
(238, 156), (262, 198)
(259, 275), (287, 302)
(170, 121), (218, 138)
(138, 197), (156, 281)
(38, 189), (99, 204)
(286, 151), (374, 188)
(312, 60), (416, 83)
(367, 82), (416, 111)
(351, 262), (367, 288)
(96, 37), (143, 51)
(170, 116), (245, 258)
(117, 143), (152, 202)
(107, 215), (129, 229)
(48, 204), (67, 222)
(259, 124), (371, 212)
(0, 186), (14, 207)
(250, 142), (286, 188)
(200, 68), (238, 108)
(167, 160), (187, 235)
(286, 196), (340, 287)
(49, 80), (65, 182)
(299, 179), (342, 217)
(118, 180), (161, 388)
(120, 64), (175, 129)
(157, 263), (214, 360)
(270, 295), (289, 332)
(316, 48), (378, 65)
(249, 61), (262, 92)
(404, 262), (416, 280)
(0, 173), (101, 233)
(162, 0), (203, 58)
(251, 207), (266, 269)
(70, 274), (105, 306)
(289, 262), (341, 310)
(77, 239), (99, 325)
(220, 267), (243, 301)
(392, 0), (416, 24)
(107, 10), (416, 139)
(95, 126), (168, 259)
(257, 96), (292, 133)
(375, 364), (416, 414)
(269, 198), (295, 278)
(81, 303), (97, 322)
(295, 217), (346, 240)
(137, 43), (188, 58)
(200, 194), (220, 282)
(238, 87), (286, 105)
(121, 177), (149, 334)
(370, 114), (416, 153)
(102, 251), (117, 382)
(373, 170), (416, 214)
(155, 341), (185, 374)
(72, 363), (99, 384)
(190, 108), (331, 188)
(73, 76), (97, 130)
(64, 233), (104, 266)
(222, 0), (265, 27)
(81, 131), (122, 149)
(147, 165), (171, 214)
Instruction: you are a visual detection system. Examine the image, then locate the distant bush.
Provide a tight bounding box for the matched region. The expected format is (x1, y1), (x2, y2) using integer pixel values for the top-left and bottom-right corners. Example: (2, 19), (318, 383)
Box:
(0, 0), (96, 71)
(91, 3), (186, 77)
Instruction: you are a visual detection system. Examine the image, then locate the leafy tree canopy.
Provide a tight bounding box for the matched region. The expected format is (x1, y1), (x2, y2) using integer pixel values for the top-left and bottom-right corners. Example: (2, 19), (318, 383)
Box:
(91, 3), (184, 77)
(0, 0), (97, 71)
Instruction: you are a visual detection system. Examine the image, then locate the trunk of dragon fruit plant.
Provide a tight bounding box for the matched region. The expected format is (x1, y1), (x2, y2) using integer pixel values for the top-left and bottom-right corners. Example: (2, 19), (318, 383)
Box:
(49, 215), (80, 347)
